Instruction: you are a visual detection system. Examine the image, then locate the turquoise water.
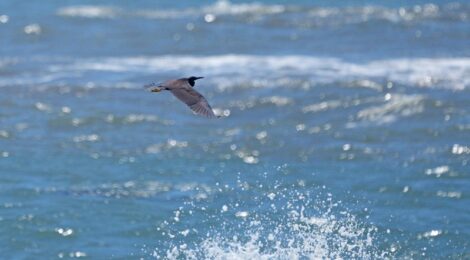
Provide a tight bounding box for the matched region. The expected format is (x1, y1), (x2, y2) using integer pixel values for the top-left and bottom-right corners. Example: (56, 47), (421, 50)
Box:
(1, 0), (469, 258)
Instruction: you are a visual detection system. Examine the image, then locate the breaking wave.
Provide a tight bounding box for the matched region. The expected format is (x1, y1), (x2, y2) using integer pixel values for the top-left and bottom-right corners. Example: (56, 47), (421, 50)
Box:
(57, 5), (118, 18)
(57, 1), (470, 27)
(47, 56), (470, 90)
(2, 55), (469, 90)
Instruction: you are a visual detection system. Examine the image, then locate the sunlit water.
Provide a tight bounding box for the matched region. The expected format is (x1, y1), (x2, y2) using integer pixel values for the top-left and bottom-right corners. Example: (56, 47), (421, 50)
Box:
(1, 0), (469, 259)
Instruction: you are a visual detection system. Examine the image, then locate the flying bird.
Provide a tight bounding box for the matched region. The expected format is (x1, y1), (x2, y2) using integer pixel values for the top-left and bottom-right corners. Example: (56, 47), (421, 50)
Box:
(145, 76), (218, 118)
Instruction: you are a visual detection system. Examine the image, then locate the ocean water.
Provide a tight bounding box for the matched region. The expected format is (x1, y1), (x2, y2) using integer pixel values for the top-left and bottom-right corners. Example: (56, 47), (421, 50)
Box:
(1, 0), (469, 258)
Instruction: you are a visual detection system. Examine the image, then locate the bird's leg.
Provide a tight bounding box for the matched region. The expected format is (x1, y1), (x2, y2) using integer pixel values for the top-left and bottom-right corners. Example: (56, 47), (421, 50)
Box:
(144, 82), (163, 93)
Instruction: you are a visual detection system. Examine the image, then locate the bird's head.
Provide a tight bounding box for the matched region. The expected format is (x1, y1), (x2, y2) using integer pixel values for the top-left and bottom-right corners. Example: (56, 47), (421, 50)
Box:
(188, 76), (204, 87)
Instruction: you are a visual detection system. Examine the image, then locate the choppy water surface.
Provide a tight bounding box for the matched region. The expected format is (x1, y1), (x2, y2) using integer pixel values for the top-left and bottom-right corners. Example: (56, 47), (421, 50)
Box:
(1, 0), (469, 259)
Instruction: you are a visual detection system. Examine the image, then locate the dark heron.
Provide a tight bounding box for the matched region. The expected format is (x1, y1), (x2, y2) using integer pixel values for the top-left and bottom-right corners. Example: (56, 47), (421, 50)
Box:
(145, 76), (218, 118)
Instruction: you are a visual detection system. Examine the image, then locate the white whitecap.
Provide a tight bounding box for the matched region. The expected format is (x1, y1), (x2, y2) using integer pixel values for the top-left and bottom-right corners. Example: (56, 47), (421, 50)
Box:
(3, 55), (470, 91)
(357, 94), (426, 124)
(57, 5), (119, 18)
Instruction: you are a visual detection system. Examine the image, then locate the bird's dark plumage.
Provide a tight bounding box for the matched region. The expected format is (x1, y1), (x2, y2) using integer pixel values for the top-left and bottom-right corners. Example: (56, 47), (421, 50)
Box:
(145, 77), (217, 118)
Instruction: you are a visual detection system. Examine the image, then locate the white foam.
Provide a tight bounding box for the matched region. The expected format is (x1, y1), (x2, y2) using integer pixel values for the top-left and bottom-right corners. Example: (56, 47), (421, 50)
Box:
(3, 55), (470, 90)
(56, 1), (470, 27)
(452, 144), (470, 155)
(357, 94), (426, 124)
(57, 5), (119, 18)
(425, 165), (450, 177)
(55, 55), (470, 90)
(154, 187), (391, 259)
(303, 100), (343, 113)
(306, 3), (445, 25)
(140, 0), (285, 19)
(162, 205), (387, 260)
(57, 1), (286, 20)
(436, 191), (462, 199)
(202, 0), (286, 16)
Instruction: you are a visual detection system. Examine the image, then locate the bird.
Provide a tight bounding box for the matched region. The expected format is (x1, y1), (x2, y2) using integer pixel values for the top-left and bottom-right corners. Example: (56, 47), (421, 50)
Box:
(145, 76), (218, 118)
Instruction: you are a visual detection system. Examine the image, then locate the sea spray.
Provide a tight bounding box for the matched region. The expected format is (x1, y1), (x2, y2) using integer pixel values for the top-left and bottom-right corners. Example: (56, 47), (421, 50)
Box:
(153, 185), (392, 259)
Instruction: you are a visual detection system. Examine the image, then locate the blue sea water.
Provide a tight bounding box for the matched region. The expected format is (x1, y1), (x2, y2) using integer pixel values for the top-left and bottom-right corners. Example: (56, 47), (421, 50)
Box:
(1, 0), (470, 258)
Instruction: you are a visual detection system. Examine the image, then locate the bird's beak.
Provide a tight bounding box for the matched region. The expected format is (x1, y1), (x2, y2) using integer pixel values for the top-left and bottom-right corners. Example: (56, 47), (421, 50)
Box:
(196, 77), (204, 80)
(151, 88), (162, 93)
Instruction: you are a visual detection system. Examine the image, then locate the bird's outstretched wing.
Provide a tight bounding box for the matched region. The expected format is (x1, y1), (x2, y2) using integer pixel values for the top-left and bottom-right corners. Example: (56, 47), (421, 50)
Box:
(170, 87), (217, 118)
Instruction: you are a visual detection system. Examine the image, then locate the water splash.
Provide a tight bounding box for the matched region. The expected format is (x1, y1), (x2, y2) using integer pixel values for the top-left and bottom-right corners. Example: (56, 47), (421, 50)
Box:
(153, 187), (392, 259)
